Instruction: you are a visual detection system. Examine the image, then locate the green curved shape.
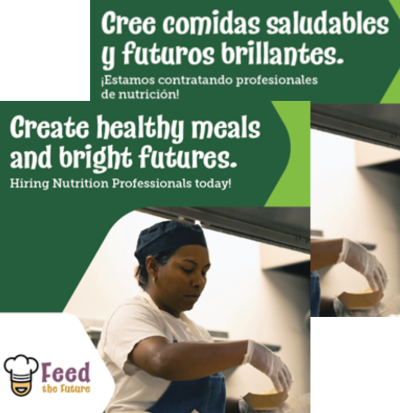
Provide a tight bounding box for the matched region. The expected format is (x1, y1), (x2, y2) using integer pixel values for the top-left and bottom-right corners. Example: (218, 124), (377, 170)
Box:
(381, 0), (400, 103)
(265, 102), (310, 207)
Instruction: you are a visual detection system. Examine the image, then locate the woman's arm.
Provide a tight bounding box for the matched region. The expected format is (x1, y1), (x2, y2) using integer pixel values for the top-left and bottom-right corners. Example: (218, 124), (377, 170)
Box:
(310, 239), (343, 272)
(130, 336), (248, 381)
(311, 238), (388, 291)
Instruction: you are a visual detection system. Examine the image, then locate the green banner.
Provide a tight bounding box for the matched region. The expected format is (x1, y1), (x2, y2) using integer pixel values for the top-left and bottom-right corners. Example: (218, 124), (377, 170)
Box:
(91, 1), (400, 103)
(0, 98), (309, 311)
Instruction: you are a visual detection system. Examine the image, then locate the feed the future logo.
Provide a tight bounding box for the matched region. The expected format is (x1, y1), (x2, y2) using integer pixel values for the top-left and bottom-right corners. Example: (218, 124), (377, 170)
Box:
(0, 314), (115, 413)
(4, 355), (39, 397)
(3, 354), (91, 396)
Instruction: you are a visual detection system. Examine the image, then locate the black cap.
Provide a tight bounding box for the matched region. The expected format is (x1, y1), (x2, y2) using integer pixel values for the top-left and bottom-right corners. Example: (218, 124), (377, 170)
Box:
(134, 221), (208, 264)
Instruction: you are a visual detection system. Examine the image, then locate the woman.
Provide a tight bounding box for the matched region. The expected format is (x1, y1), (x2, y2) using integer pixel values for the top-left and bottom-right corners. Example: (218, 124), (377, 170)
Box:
(98, 221), (293, 413)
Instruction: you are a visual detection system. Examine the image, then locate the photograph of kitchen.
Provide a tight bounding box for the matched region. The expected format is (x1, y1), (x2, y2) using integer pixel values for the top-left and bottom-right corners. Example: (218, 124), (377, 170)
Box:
(64, 207), (310, 413)
(310, 104), (400, 317)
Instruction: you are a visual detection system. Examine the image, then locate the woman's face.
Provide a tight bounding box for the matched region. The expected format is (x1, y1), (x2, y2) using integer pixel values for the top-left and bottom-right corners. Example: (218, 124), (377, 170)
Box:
(151, 245), (210, 317)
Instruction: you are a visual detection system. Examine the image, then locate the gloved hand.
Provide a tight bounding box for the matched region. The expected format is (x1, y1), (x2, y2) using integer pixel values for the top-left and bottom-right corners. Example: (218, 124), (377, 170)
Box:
(242, 340), (293, 392)
(337, 239), (388, 291)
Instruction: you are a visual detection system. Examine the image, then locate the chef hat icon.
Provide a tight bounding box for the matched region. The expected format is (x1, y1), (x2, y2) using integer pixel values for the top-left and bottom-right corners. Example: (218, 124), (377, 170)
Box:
(4, 354), (39, 397)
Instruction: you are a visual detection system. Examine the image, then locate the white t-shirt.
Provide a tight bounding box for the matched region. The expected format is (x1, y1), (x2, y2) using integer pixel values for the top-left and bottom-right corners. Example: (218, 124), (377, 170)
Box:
(98, 292), (214, 412)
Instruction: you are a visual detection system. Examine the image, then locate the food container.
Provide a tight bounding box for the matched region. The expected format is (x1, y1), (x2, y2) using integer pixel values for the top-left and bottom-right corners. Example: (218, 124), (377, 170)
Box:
(338, 288), (384, 310)
(243, 390), (288, 411)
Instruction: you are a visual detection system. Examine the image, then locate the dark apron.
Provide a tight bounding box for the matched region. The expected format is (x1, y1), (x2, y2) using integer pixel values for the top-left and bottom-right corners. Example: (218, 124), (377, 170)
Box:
(146, 371), (226, 413)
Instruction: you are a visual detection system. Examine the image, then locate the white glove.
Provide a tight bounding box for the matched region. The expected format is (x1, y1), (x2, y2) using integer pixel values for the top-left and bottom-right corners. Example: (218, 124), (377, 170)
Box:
(242, 340), (293, 392)
(337, 239), (388, 291)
